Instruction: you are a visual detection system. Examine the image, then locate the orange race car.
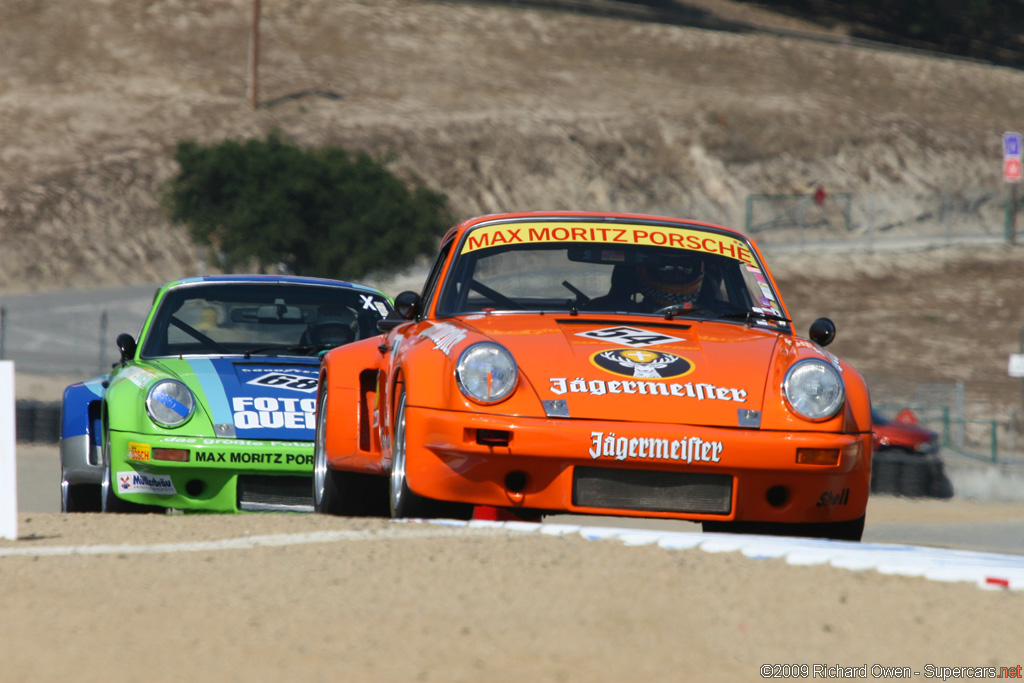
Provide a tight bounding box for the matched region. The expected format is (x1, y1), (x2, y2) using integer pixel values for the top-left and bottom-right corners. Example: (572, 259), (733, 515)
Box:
(313, 211), (872, 540)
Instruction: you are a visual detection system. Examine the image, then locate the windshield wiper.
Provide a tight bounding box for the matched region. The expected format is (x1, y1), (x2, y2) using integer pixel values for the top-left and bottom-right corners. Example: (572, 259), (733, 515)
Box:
(659, 305), (790, 324)
(242, 344), (327, 358)
(714, 308), (792, 324)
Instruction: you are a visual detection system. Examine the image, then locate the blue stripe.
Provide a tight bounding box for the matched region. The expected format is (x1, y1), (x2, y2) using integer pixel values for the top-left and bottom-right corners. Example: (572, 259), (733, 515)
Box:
(153, 390), (191, 419)
(187, 358), (233, 425)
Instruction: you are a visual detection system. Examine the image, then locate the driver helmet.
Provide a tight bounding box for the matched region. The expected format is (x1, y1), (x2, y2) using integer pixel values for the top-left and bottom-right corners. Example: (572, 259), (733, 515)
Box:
(309, 308), (358, 347)
(638, 251), (704, 307)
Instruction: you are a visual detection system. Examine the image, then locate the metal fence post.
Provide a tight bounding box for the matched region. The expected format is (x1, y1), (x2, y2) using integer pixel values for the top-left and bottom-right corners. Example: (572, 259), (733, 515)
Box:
(1010, 407), (1016, 458)
(98, 311), (108, 374)
(798, 202), (805, 253)
(991, 419), (998, 463)
(944, 192), (952, 246)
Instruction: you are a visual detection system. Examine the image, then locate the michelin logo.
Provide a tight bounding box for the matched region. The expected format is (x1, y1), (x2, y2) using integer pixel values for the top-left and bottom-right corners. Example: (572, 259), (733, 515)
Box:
(232, 397), (316, 430)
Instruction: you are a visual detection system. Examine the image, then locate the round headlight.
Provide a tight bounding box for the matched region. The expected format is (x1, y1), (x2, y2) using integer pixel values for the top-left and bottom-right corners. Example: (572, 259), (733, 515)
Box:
(456, 342), (518, 405)
(146, 379), (196, 427)
(782, 359), (844, 421)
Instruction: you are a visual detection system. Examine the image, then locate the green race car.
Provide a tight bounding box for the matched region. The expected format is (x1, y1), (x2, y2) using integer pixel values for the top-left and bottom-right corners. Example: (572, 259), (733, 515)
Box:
(60, 275), (393, 513)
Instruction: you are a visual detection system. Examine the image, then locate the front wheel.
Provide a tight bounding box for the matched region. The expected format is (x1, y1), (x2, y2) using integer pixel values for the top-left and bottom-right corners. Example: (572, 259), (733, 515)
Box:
(62, 480), (101, 513)
(313, 387), (387, 516)
(389, 387), (472, 520)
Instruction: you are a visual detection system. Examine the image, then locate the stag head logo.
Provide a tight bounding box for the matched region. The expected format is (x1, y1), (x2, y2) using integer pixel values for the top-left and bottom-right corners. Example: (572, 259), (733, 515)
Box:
(591, 349), (693, 379)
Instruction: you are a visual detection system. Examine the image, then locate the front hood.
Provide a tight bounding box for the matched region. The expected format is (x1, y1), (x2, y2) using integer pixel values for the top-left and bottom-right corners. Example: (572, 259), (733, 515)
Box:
(457, 314), (782, 427)
(147, 357), (321, 440)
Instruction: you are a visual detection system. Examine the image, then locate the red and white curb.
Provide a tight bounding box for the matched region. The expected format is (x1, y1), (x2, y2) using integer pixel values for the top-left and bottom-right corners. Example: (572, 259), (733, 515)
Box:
(453, 518), (1024, 591)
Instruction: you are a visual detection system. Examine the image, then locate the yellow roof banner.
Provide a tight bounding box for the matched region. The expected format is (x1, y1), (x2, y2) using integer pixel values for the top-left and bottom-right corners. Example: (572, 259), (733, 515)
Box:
(461, 222), (755, 265)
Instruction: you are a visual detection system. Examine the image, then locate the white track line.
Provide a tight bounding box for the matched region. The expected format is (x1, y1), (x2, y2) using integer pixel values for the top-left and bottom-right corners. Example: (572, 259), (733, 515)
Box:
(0, 524), (482, 558)
(4, 518), (1023, 591)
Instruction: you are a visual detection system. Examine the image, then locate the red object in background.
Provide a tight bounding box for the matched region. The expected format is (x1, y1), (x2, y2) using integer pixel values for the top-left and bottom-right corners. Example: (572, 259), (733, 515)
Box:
(1005, 157), (1022, 183)
(472, 506), (541, 522)
(872, 407), (939, 455)
(813, 186), (827, 206)
(472, 506), (504, 521)
(894, 408), (918, 425)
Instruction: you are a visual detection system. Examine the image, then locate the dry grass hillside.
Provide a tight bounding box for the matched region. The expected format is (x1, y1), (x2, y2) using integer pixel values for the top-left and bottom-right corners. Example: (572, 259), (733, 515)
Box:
(3, 0), (1024, 422)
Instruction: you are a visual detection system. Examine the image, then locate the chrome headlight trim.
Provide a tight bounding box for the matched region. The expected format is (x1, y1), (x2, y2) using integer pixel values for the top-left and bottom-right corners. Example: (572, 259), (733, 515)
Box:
(456, 342), (518, 405)
(146, 379), (196, 428)
(782, 359), (845, 422)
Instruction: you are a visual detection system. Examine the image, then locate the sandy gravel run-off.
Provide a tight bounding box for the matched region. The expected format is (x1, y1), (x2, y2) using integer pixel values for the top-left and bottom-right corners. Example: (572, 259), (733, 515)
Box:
(1, 499), (1024, 683)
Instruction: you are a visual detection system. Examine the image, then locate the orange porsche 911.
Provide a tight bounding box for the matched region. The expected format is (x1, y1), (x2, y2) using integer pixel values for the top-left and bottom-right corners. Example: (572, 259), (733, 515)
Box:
(313, 211), (872, 540)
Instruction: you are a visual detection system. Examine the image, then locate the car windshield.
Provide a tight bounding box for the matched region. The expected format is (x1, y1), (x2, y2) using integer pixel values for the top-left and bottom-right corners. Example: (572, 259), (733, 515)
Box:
(435, 220), (788, 328)
(140, 282), (392, 358)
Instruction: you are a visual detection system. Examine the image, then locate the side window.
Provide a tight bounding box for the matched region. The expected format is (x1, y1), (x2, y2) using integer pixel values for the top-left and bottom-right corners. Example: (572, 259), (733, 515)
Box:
(418, 239), (454, 318)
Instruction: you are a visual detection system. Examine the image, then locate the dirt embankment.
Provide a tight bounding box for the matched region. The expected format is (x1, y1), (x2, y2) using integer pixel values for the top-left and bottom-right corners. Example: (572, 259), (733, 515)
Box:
(4, 0), (1024, 414)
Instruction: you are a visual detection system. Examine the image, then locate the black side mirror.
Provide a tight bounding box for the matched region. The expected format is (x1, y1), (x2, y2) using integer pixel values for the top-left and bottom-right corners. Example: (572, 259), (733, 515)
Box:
(808, 318), (836, 347)
(393, 291), (421, 320)
(377, 291), (422, 333)
(116, 333), (137, 365)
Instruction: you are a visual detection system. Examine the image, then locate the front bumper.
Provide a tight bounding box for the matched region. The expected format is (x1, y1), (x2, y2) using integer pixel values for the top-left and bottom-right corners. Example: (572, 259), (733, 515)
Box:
(101, 431), (314, 512)
(402, 406), (872, 524)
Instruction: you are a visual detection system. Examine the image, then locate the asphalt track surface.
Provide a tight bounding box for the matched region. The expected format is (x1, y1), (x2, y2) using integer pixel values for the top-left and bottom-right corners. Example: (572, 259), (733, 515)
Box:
(7, 285), (1024, 587)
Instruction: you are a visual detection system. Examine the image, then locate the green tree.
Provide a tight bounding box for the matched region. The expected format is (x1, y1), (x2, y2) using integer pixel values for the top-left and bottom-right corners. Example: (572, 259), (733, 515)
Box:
(161, 131), (452, 279)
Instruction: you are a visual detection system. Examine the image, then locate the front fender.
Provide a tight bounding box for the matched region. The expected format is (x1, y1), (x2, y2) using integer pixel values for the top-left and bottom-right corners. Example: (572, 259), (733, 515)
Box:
(59, 377), (108, 484)
(759, 337), (872, 436)
(321, 336), (388, 473)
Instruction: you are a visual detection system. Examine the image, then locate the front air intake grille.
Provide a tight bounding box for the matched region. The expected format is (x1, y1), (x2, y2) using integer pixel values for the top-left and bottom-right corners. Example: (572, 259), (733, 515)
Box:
(237, 475), (313, 512)
(572, 467), (732, 515)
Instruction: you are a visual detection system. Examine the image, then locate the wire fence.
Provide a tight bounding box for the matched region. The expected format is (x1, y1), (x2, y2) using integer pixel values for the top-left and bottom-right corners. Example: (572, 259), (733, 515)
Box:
(876, 380), (1022, 465)
(0, 284), (156, 378)
(747, 187), (1015, 253)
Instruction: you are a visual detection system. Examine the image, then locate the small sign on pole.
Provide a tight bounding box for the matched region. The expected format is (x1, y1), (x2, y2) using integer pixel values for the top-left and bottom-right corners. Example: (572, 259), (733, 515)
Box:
(1004, 132), (1022, 182)
(1006, 132), (1022, 245)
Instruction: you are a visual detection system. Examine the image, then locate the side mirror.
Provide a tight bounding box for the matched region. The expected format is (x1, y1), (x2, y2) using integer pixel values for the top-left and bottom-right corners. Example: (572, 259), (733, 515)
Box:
(393, 291), (421, 320)
(808, 318), (836, 347)
(377, 291), (422, 333)
(116, 333), (137, 364)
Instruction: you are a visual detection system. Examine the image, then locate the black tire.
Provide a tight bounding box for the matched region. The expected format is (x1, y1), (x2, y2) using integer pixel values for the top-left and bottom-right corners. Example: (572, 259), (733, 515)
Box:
(62, 481), (102, 513)
(928, 458), (955, 499)
(389, 387), (472, 520)
(897, 452), (933, 498)
(313, 387), (388, 516)
(703, 515), (865, 542)
(870, 450), (902, 495)
(33, 403), (60, 444)
(16, 400), (36, 443)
